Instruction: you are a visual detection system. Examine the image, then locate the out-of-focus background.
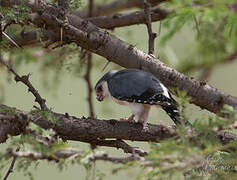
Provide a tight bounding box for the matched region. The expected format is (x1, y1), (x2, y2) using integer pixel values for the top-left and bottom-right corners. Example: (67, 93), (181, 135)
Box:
(1, 0), (237, 179)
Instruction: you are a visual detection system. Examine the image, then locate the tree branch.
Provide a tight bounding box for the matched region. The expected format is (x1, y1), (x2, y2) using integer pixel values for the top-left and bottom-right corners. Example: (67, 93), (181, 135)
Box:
(4, 6), (168, 48)
(87, 6), (168, 30)
(0, 58), (49, 111)
(25, 2), (237, 116)
(3, 1), (237, 116)
(0, 104), (237, 147)
(3, 148), (20, 180)
(76, 0), (167, 17)
(85, 139), (147, 157)
(143, 0), (157, 55)
(6, 148), (143, 164)
(83, 0), (95, 118)
(0, 104), (177, 144)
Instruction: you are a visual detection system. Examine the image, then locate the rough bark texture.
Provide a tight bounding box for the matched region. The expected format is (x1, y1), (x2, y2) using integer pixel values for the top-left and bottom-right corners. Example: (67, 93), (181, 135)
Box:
(2, 0), (237, 116)
(29, 2), (237, 116)
(8, 7), (167, 47)
(75, 0), (167, 17)
(1, 104), (237, 146)
(0, 104), (177, 144)
(87, 6), (168, 29)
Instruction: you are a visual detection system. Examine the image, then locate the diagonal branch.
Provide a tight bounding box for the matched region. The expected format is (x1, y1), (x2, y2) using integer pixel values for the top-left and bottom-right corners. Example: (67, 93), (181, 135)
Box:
(0, 58), (49, 111)
(4, 6), (168, 48)
(86, 139), (147, 157)
(27, 3), (237, 116)
(3, 148), (20, 180)
(4, 1), (237, 117)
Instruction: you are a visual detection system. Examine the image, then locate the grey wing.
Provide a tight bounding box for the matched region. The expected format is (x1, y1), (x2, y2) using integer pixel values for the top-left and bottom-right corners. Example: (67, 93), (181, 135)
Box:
(107, 69), (172, 105)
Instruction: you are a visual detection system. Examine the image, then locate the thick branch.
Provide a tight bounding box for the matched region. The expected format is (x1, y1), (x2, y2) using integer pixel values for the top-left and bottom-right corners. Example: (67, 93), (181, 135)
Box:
(4, 1), (237, 116)
(0, 104), (237, 147)
(8, 7), (167, 47)
(26, 3), (237, 116)
(0, 104), (177, 144)
(87, 6), (168, 29)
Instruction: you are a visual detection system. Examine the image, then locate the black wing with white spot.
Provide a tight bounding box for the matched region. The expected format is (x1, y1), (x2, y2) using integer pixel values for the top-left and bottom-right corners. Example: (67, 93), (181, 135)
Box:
(107, 69), (175, 106)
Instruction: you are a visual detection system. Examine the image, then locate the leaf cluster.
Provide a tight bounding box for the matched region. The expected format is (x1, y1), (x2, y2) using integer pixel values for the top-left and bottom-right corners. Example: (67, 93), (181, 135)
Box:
(160, 0), (237, 74)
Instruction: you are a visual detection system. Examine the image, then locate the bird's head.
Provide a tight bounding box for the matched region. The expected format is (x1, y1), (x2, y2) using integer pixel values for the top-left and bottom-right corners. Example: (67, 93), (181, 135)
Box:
(95, 70), (118, 102)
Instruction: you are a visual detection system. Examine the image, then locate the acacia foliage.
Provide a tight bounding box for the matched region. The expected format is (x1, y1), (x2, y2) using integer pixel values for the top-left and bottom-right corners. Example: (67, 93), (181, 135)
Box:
(1, 0), (237, 179)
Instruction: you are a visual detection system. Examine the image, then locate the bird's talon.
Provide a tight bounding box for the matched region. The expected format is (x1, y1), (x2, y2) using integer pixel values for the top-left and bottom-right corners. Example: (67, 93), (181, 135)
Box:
(142, 124), (149, 132)
(120, 116), (135, 122)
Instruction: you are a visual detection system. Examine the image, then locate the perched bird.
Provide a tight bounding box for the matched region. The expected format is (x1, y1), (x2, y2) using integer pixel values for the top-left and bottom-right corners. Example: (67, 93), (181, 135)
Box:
(95, 69), (187, 127)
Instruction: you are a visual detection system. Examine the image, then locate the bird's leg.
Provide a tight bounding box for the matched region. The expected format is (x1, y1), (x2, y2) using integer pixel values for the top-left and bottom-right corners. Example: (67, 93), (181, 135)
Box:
(120, 114), (135, 122)
(137, 106), (150, 131)
(128, 114), (135, 122)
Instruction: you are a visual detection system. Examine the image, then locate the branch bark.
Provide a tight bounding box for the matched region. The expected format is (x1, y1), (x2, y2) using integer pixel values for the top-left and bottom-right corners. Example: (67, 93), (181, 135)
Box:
(83, 0), (95, 118)
(6, 148), (144, 164)
(0, 104), (237, 146)
(25, 2), (237, 116)
(3, 148), (20, 180)
(87, 6), (168, 30)
(76, 0), (167, 17)
(6, 6), (168, 47)
(3, 0), (237, 116)
(0, 58), (49, 111)
(143, 0), (157, 55)
(0, 104), (177, 144)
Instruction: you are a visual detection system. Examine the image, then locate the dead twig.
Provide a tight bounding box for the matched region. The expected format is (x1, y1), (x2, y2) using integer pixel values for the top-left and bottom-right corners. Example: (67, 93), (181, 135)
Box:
(0, 59), (49, 111)
(143, 0), (157, 55)
(6, 148), (144, 164)
(3, 147), (20, 180)
(83, 0), (95, 118)
(88, 139), (148, 157)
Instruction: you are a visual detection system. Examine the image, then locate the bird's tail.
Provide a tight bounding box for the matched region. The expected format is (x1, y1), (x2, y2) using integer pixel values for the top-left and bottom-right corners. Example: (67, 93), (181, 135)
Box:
(161, 105), (190, 126)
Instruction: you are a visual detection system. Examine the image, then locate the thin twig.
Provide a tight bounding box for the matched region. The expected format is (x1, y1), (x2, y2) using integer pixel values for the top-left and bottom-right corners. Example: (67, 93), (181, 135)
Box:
(84, 53), (95, 117)
(0, 59), (49, 111)
(193, 15), (200, 37)
(3, 147), (20, 180)
(88, 139), (148, 157)
(2, 32), (21, 48)
(198, 68), (212, 81)
(6, 148), (144, 164)
(143, 0), (157, 55)
(83, 0), (95, 118)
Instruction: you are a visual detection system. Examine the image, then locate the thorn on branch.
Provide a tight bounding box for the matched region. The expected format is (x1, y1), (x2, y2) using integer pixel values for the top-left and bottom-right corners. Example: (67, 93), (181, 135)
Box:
(0, 59), (49, 111)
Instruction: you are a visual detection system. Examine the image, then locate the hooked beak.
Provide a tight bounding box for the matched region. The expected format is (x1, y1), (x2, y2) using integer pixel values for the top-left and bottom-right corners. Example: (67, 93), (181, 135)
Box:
(96, 96), (104, 102)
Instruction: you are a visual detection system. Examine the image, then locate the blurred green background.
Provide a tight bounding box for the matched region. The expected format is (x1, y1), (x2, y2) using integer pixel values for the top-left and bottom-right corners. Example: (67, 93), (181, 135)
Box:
(1, 0), (237, 179)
